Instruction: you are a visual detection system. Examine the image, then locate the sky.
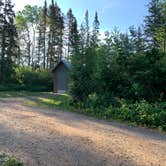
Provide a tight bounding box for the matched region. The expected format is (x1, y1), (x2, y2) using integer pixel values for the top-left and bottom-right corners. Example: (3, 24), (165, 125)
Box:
(13, 0), (150, 32)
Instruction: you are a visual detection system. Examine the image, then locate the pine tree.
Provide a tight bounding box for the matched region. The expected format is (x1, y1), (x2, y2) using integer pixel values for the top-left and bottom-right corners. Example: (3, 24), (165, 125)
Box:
(129, 26), (145, 54)
(37, 1), (48, 68)
(91, 11), (100, 47)
(47, 0), (57, 68)
(160, 0), (166, 54)
(66, 8), (73, 57)
(79, 23), (86, 54)
(0, 0), (18, 81)
(37, 16), (42, 66)
(85, 10), (90, 47)
(57, 10), (64, 61)
(43, 0), (47, 68)
(145, 0), (163, 48)
(66, 8), (78, 58)
(0, 0), (4, 81)
(72, 18), (79, 54)
(70, 11), (99, 103)
(47, 0), (64, 69)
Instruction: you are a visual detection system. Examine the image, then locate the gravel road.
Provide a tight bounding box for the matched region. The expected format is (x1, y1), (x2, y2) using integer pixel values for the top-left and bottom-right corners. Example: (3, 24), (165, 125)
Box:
(0, 98), (166, 166)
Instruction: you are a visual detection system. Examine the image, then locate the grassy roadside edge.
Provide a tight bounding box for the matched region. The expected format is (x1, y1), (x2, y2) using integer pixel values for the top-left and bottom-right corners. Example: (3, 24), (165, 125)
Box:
(0, 154), (23, 166)
(0, 91), (166, 132)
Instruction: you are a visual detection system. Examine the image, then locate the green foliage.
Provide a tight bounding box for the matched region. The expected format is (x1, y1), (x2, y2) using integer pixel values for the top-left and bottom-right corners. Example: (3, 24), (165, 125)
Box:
(0, 0), (19, 82)
(69, 0), (166, 107)
(127, 49), (166, 101)
(105, 100), (166, 131)
(66, 8), (79, 57)
(0, 154), (23, 166)
(47, 0), (64, 67)
(145, 0), (166, 52)
(69, 10), (100, 103)
(0, 67), (53, 91)
(21, 93), (166, 131)
(70, 47), (97, 103)
(69, 1), (166, 131)
(71, 30), (166, 106)
(0, 91), (164, 131)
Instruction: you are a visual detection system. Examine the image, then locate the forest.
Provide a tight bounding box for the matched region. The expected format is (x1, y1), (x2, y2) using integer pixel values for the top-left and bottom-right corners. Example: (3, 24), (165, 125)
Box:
(0, 0), (166, 130)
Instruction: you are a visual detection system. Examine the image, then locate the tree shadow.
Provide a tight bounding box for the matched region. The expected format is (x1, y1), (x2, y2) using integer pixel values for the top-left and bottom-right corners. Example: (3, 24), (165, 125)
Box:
(24, 95), (166, 143)
(0, 122), (137, 166)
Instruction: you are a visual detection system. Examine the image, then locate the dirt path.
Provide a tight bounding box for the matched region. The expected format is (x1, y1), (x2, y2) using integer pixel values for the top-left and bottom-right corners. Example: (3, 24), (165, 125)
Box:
(0, 98), (166, 166)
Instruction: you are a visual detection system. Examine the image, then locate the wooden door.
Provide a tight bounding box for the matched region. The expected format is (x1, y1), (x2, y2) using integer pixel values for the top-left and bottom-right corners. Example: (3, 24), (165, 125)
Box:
(57, 70), (67, 93)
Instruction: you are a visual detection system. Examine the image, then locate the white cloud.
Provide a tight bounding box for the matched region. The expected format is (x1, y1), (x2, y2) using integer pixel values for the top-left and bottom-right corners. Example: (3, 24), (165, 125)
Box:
(100, 0), (120, 14)
(12, 0), (39, 11)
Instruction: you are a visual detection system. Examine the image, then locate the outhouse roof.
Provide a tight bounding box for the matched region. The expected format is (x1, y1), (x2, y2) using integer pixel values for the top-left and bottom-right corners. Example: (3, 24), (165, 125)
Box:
(52, 60), (72, 72)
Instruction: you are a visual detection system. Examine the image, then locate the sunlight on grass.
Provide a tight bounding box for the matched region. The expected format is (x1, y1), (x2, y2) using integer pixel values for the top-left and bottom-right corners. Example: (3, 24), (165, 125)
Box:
(39, 97), (62, 106)
(23, 93), (72, 110)
(24, 100), (38, 107)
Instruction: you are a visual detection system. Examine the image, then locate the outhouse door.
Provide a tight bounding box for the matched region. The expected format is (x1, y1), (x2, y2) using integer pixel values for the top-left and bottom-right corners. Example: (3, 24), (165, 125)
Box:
(57, 70), (67, 93)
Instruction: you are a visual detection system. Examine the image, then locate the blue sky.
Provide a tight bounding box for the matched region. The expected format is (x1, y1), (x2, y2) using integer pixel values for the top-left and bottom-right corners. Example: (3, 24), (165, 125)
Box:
(13, 0), (150, 32)
(56, 0), (150, 31)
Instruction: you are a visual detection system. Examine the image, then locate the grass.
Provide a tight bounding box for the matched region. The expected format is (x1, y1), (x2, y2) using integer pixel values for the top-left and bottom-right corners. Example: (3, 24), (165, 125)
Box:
(0, 154), (23, 166)
(0, 91), (166, 131)
(23, 92), (166, 132)
(0, 91), (71, 110)
(0, 91), (52, 98)
(24, 93), (72, 110)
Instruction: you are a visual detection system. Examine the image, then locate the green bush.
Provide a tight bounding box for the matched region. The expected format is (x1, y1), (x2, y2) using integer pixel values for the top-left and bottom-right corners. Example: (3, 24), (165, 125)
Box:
(103, 100), (166, 131)
(0, 154), (23, 166)
(0, 66), (53, 92)
(77, 95), (166, 131)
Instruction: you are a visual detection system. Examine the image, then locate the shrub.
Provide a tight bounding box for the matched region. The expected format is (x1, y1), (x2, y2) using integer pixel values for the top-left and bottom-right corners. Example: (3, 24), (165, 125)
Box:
(0, 154), (23, 166)
(0, 66), (53, 92)
(104, 100), (166, 131)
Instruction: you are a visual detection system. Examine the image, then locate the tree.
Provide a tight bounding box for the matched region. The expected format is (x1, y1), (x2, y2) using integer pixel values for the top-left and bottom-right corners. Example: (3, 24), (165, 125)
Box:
(91, 11), (100, 47)
(15, 5), (40, 66)
(0, 0), (5, 81)
(70, 11), (99, 103)
(145, 0), (166, 52)
(66, 8), (77, 58)
(47, 0), (64, 69)
(37, 0), (48, 68)
(85, 10), (90, 47)
(43, 0), (47, 68)
(15, 12), (30, 66)
(129, 26), (145, 54)
(160, 0), (166, 54)
(0, 0), (19, 81)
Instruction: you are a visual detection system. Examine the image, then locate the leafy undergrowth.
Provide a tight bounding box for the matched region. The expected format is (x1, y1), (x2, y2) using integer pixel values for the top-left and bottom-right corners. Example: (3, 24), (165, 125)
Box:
(0, 91), (165, 132)
(0, 154), (23, 166)
(22, 93), (166, 132)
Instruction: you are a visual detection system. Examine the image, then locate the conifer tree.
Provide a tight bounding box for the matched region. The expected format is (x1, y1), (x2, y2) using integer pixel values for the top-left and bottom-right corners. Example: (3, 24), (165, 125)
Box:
(37, 0), (48, 68)
(0, 0), (4, 81)
(43, 0), (47, 68)
(91, 11), (100, 47)
(0, 0), (18, 81)
(47, 0), (64, 69)
(85, 10), (90, 47)
(145, 0), (163, 48)
(66, 8), (78, 58)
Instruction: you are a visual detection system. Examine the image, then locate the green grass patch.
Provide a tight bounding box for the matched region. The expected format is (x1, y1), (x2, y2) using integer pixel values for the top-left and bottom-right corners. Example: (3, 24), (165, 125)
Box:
(24, 93), (72, 110)
(1, 91), (165, 131)
(0, 91), (53, 98)
(25, 94), (166, 131)
(0, 154), (23, 166)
